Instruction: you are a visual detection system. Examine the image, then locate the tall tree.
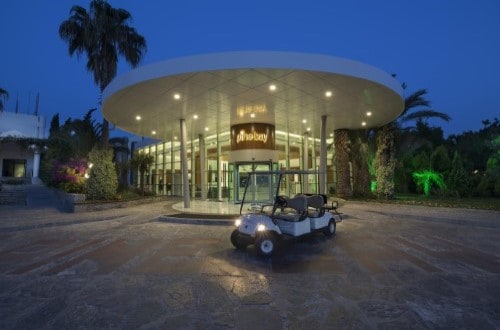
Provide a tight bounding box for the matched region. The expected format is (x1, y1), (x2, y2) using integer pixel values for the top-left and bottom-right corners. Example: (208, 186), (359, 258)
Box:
(49, 113), (60, 138)
(129, 152), (154, 195)
(350, 129), (373, 196)
(333, 129), (353, 198)
(59, 0), (146, 146)
(374, 88), (451, 199)
(0, 88), (8, 112)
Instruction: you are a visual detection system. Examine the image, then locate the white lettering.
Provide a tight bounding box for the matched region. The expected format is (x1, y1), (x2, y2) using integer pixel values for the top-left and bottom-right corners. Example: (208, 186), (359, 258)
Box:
(236, 129), (268, 144)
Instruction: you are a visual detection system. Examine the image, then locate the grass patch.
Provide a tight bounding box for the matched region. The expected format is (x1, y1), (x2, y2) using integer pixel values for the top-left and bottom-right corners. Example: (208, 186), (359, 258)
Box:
(350, 194), (500, 211)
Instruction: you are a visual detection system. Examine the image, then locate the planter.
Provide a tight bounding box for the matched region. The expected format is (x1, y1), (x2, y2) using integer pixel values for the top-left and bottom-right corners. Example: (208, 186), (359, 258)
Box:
(66, 193), (86, 204)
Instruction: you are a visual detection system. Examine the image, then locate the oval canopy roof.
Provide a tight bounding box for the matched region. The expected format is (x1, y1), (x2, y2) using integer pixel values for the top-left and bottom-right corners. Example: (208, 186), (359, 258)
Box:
(102, 51), (404, 140)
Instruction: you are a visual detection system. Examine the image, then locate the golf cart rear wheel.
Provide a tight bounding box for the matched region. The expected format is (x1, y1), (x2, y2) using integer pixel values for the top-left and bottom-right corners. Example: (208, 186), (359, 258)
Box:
(324, 219), (336, 237)
(255, 233), (276, 257)
(231, 229), (248, 250)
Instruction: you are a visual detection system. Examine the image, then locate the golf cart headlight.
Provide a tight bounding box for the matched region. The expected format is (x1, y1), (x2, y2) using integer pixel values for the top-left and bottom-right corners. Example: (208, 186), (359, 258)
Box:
(234, 219), (242, 227)
(257, 224), (266, 232)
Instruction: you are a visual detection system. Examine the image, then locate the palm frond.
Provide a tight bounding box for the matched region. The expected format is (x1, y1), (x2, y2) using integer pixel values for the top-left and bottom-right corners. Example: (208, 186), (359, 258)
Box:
(401, 110), (451, 123)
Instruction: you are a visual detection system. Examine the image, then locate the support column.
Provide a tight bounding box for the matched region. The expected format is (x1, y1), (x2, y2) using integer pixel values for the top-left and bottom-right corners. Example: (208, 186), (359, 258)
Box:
(191, 139), (196, 198)
(33, 150), (40, 178)
(180, 119), (190, 208)
(199, 134), (207, 200)
(319, 115), (327, 195)
(217, 132), (222, 200)
(303, 132), (309, 194)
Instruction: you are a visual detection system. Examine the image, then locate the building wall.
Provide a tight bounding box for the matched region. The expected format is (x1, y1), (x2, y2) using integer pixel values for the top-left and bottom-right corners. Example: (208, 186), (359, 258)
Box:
(136, 130), (336, 200)
(0, 112), (46, 179)
(0, 112), (46, 139)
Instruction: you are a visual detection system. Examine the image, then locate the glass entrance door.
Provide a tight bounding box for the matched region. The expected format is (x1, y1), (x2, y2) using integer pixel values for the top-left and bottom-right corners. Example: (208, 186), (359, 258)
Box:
(234, 162), (271, 202)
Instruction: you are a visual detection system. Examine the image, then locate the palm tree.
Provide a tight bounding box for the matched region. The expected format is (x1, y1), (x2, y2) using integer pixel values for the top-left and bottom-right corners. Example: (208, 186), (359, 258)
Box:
(412, 170), (446, 196)
(59, 0), (146, 146)
(0, 88), (8, 112)
(333, 129), (353, 198)
(129, 152), (154, 195)
(374, 88), (451, 199)
(350, 129), (373, 196)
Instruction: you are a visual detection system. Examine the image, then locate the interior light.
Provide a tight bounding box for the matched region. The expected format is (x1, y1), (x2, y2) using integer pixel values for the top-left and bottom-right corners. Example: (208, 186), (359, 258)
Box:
(307, 127), (311, 132)
(325, 91), (332, 97)
(366, 111), (372, 117)
(174, 93), (181, 100)
(269, 84), (276, 91)
(135, 115), (141, 121)
(152, 130), (156, 135)
(174, 136), (177, 140)
(193, 114), (198, 119)
(250, 113), (255, 118)
(361, 121), (367, 126)
(329, 133), (333, 137)
(205, 127), (209, 131)
(302, 119), (307, 124)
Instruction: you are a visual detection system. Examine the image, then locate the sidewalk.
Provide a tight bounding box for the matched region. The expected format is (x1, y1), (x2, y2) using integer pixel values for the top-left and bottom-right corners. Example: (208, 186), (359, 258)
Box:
(0, 184), (241, 232)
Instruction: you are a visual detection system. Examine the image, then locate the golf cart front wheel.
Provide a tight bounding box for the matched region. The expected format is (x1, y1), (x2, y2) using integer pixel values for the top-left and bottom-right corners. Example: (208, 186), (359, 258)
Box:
(231, 229), (248, 250)
(324, 219), (336, 237)
(255, 233), (276, 257)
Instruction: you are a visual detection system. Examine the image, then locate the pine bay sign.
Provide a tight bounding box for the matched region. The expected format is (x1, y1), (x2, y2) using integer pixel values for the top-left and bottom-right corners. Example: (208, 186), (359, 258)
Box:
(230, 123), (275, 150)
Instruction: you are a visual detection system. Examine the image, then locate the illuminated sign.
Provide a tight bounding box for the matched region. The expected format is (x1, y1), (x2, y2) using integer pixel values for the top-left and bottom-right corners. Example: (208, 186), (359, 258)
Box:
(231, 123), (275, 150)
(236, 104), (267, 117)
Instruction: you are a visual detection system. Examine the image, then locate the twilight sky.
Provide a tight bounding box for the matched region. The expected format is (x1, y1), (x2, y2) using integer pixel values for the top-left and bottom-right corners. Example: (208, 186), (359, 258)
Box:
(1, 0), (499, 139)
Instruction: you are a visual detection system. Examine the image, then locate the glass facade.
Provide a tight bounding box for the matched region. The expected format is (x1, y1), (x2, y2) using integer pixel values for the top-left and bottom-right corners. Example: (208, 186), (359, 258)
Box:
(135, 130), (336, 202)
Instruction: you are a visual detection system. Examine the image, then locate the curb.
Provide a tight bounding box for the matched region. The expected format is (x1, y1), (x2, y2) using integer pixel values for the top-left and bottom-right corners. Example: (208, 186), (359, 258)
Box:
(158, 213), (347, 226)
(158, 215), (236, 226)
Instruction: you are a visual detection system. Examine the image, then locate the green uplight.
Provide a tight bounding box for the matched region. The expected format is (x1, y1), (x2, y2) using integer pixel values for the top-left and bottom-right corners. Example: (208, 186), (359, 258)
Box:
(412, 170), (446, 196)
(370, 180), (377, 193)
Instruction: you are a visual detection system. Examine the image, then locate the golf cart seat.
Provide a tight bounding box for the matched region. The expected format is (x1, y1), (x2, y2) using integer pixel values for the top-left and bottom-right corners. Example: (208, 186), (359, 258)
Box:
(304, 194), (326, 218)
(273, 195), (307, 222)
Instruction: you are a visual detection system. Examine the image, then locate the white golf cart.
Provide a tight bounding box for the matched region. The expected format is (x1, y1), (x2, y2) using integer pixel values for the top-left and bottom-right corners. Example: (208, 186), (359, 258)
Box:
(230, 170), (342, 256)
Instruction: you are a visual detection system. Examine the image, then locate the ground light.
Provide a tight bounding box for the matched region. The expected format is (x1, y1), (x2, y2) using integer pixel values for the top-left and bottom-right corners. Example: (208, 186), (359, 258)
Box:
(412, 170), (446, 196)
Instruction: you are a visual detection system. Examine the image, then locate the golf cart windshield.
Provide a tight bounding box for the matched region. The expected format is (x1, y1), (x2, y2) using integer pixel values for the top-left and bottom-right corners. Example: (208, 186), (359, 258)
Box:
(239, 171), (320, 215)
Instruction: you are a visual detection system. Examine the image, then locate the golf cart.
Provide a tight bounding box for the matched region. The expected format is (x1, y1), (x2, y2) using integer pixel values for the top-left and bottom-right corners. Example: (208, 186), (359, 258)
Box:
(230, 170), (342, 256)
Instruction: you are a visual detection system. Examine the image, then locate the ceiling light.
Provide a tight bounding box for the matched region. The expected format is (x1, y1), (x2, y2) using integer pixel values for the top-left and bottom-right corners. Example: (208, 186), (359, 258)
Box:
(174, 93), (181, 100)
(307, 127), (311, 132)
(269, 84), (276, 91)
(135, 115), (141, 121)
(361, 121), (367, 126)
(193, 114), (198, 119)
(152, 130), (156, 135)
(205, 127), (209, 131)
(366, 111), (372, 117)
(250, 113), (255, 118)
(325, 91), (332, 97)
(302, 119), (307, 124)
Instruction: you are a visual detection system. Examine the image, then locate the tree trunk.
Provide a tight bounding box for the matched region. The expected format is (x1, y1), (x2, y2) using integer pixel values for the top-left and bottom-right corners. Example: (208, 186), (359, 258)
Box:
(350, 131), (372, 196)
(374, 124), (396, 199)
(100, 118), (109, 148)
(334, 129), (352, 198)
(352, 152), (371, 196)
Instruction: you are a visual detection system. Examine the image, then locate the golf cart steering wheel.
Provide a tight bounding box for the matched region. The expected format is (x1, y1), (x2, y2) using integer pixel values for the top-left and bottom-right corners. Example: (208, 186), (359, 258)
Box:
(275, 195), (288, 208)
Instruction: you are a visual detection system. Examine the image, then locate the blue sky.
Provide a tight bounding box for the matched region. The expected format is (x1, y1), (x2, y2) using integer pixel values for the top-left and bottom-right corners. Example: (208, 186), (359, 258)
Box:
(1, 0), (499, 138)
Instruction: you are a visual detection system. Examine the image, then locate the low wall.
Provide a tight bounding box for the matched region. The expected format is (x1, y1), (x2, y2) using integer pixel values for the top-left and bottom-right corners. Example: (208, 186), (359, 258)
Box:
(55, 190), (171, 213)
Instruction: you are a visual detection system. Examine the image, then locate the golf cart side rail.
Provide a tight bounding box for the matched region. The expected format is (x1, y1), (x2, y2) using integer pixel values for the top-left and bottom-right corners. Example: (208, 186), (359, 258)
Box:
(239, 170), (327, 215)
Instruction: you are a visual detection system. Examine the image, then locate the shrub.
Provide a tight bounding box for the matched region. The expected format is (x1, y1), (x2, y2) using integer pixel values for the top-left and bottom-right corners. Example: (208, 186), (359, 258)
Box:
(47, 159), (88, 193)
(86, 147), (118, 200)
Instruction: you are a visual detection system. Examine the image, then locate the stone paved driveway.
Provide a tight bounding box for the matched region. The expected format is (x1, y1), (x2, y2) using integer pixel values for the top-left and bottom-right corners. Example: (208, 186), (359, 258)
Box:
(0, 199), (499, 329)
